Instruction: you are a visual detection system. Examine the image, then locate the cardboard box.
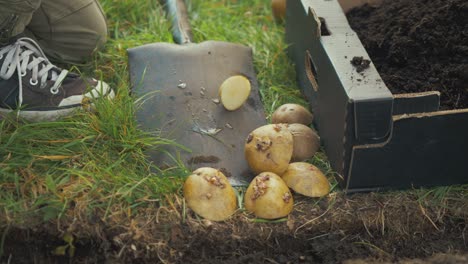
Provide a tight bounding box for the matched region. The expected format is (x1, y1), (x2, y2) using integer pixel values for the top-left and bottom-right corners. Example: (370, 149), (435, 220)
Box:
(285, 0), (468, 192)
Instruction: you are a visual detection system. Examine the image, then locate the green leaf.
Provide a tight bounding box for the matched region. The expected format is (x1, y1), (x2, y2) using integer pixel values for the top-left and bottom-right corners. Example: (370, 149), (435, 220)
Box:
(68, 245), (76, 257)
(251, 217), (288, 223)
(52, 245), (68, 256)
(63, 232), (73, 244)
(45, 174), (57, 193)
(42, 205), (61, 221)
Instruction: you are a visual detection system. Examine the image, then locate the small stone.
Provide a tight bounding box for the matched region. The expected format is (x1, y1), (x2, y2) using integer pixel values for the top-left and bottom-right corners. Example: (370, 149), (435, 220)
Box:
(212, 98), (220, 104)
(177, 82), (187, 89)
(202, 219), (213, 228)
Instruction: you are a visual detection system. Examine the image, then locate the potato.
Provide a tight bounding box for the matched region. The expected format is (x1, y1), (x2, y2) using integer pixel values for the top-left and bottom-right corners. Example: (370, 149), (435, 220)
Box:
(219, 75), (251, 111)
(244, 124), (293, 175)
(244, 172), (293, 219)
(271, 0), (286, 23)
(183, 167), (237, 221)
(285, 123), (320, 161)
(281, 162), (330, 197)
(271, 104), (314, 125)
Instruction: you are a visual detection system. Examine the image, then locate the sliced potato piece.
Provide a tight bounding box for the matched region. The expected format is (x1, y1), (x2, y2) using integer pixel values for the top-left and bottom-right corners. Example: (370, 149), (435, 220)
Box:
(244, 124), (293, 175)
(281, 162), (330, 197)
(285, 123), (320, 161)
(183, 167), (237, 221)
(271, 104), (314, 125)
(219, 75), (251, 111)
(244, 172), (293, 219)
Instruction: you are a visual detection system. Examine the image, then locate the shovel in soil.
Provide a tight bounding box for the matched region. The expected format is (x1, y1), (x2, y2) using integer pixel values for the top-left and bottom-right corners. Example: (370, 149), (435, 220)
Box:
(127, 0), (266, 186)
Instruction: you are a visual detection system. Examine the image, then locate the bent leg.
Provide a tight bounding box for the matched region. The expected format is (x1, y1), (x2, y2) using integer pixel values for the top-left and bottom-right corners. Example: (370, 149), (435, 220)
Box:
(26, 0), (108, 64)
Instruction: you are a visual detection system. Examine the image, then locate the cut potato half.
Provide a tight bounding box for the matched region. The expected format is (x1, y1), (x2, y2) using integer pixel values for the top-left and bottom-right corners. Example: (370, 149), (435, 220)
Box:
(183, 167), (237, 221)
(219, 75), (251, 111)
(281, 162), (330, 197)
(244, 172), (293, 219)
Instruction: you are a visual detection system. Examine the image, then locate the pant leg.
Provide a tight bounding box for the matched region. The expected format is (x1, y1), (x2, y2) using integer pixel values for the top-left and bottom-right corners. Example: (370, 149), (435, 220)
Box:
(0, 0), (41, 40)
(25, 0), (108, 64)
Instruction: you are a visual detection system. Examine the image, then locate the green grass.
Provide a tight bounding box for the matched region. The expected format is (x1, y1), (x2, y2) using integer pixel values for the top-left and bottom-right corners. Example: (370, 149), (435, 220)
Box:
(0, 0), (181, 224)
(1, 0), (466, 231)
(0, 0), (309, 225)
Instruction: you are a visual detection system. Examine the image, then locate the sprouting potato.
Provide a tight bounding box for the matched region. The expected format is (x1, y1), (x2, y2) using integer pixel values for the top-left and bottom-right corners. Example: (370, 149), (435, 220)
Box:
(244, 172), (293, 219)
(219, 75), (251, 111)
(244, 124), (293, 175)
(183, 167), (237, 221)
(271, 104), (314, 125)
(285, 123), (320, 161)
(281, 162), (330, 197)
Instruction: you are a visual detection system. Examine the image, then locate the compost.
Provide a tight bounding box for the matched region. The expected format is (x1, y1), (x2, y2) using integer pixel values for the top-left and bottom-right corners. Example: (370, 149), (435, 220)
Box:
(2, 193), (467, 264)
(347, 0), (468, 109)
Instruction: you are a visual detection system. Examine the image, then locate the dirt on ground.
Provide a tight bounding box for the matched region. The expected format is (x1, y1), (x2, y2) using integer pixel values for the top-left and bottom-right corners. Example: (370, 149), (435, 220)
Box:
(346, 0), (468, 109)
(1, 191), (467, 263)
(1, 2), (468, 263)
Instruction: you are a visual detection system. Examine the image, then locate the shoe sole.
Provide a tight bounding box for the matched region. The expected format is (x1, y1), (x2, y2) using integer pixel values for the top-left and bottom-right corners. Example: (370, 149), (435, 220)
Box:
(0, 82), (115, 122)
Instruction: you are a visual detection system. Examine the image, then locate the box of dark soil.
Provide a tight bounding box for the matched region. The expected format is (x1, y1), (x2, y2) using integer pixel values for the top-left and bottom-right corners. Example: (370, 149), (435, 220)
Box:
(285, 0), (468, 192)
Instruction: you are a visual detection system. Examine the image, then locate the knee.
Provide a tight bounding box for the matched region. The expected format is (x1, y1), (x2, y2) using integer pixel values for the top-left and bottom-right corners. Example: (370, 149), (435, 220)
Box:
(81, 1), (108, 57)
(53, 14), (108, 64)
(26, 0), (109, 64)
(90, 15), (108, 53)
(56, 1), (109, 63)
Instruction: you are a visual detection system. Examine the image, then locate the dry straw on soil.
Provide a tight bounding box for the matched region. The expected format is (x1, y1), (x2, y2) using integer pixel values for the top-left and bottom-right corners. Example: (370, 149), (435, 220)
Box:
(2, 189), (467, 263)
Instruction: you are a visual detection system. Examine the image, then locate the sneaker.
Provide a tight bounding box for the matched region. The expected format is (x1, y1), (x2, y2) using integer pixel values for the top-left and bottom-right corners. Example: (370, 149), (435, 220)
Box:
(0, 37), (114, 122)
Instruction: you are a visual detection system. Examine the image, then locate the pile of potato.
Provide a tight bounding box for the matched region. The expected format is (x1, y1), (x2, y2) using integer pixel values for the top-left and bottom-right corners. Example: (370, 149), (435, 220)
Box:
(243, 104), (329, 219)
(183, 103), (330, 221)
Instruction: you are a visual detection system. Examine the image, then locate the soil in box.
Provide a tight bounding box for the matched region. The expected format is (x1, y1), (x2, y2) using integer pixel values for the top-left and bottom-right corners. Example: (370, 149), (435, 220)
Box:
(346, 0), (468, 109)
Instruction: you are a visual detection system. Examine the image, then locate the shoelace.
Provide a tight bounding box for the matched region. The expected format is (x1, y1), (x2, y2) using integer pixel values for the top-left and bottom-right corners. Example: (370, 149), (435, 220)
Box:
(0, 37), (68, 107)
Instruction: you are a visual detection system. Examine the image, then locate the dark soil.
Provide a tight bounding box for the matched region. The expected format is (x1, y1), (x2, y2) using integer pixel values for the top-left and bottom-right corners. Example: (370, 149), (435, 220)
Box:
(346, 0), (468, 109)
(1, 192), (467, 263)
